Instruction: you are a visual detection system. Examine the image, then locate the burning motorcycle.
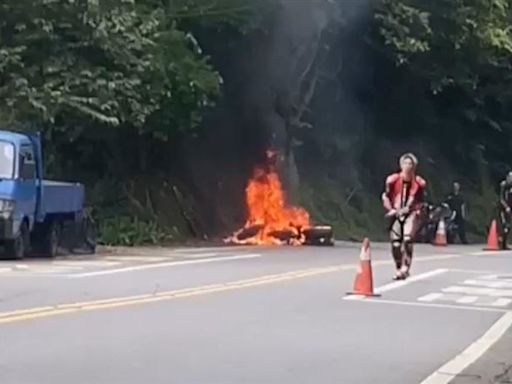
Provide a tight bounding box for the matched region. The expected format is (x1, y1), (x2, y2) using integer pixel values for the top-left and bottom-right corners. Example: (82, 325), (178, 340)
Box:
(225, 150), (334, 246)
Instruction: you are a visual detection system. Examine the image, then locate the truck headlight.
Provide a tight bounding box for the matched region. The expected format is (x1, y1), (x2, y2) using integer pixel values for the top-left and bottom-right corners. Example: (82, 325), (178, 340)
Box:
(0, 199), (15, 214)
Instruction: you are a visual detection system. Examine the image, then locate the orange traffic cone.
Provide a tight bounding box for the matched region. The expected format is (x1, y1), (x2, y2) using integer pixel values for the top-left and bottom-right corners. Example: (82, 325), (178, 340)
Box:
(433, 219), (447, 246)
(346, 238), (379, 297)
(484, 219), (500, 251)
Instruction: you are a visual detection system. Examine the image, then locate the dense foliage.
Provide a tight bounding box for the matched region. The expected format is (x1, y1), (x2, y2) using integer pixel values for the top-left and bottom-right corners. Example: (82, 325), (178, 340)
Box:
(375, 0), (512, 168)
(1, 0), (511, 244)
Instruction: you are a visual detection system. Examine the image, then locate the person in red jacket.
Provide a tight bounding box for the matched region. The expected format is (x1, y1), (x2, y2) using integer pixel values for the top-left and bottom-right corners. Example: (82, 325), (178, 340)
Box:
(382, 153), (427, 280)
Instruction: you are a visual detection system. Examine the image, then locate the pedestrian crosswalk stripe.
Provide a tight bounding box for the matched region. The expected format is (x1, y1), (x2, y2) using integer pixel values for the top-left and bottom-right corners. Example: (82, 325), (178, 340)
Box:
(418, 293), (444, 302)
(416, 273), (512, 309)
(456, 296), (478, 304)
(463, 279), (512, 289)
(443, 286), (512, 297)
(490, 298), (512, 307)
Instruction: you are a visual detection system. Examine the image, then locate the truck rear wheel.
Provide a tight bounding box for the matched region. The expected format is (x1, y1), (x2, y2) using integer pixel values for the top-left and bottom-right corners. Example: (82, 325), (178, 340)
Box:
(5, 222), (29, 260)
(40, 221), (61, 258)
(83, 216), (97, 254)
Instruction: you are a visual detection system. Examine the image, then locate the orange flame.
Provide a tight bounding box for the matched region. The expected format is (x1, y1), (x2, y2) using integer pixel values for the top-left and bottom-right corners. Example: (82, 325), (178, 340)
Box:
(225, 150), (311, 245)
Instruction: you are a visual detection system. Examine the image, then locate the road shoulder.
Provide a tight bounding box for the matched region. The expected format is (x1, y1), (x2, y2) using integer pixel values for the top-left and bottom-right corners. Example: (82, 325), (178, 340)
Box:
(450, 322), (512, 384)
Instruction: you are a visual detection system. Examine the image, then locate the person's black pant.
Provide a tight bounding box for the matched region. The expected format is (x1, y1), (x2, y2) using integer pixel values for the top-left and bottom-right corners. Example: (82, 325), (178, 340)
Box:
(497, 208), (511, 249)
(454, 218), (468, 244)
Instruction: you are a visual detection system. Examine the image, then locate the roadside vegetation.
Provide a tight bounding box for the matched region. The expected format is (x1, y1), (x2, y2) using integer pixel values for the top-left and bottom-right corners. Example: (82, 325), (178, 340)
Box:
(1, 0), (511, 245)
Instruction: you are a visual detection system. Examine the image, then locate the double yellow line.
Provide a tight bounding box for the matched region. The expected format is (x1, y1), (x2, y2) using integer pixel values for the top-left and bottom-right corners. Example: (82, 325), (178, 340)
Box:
(0, 266), (343, 325)
(0, 253), (461, 325)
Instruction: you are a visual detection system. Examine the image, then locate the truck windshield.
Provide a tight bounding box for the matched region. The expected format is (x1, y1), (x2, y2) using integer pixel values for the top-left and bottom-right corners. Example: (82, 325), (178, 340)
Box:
(0, 141), (15, 179)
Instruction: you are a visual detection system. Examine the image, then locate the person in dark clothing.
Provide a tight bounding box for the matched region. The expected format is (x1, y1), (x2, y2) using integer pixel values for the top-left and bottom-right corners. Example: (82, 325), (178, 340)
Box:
(446, 182), (468, 244)
(497, 172), (512, 250)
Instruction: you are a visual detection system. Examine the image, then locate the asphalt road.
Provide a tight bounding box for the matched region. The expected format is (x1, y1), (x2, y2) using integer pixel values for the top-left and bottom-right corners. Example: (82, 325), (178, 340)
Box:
(0, 242), (511, 384)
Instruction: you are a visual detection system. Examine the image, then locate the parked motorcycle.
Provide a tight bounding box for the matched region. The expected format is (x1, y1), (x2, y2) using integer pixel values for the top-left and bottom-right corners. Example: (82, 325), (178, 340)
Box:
(415, 202), (457, 243)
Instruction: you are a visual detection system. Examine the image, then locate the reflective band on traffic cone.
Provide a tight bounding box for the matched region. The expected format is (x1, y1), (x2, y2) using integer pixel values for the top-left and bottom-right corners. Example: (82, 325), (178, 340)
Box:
(433, 218), (447, 246)
(483, 219), (500, 251)
(346, 238), (380, 297)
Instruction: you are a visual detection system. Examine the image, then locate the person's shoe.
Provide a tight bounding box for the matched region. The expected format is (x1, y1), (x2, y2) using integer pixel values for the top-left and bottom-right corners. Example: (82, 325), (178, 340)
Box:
(400, 266), (410, 279)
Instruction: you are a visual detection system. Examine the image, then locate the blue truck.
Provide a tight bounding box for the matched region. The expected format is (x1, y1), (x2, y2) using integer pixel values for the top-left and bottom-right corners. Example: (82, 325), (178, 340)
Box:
(0, 130), (95, 259)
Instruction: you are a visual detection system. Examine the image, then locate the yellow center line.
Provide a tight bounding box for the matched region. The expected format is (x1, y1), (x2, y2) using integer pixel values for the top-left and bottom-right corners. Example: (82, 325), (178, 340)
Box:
(0, 253), (461, 325)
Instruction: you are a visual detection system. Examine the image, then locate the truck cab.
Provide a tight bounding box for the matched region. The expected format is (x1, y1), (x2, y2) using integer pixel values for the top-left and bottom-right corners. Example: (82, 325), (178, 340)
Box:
(0, 130), (91, 259)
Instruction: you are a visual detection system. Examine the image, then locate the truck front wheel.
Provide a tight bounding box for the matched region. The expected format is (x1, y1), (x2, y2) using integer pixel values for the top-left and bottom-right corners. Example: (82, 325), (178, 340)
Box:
(5, 222), (29, 260)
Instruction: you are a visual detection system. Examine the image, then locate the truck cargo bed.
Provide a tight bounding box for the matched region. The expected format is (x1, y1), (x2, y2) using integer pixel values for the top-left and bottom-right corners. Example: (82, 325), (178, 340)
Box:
(41, 180), (84, 215)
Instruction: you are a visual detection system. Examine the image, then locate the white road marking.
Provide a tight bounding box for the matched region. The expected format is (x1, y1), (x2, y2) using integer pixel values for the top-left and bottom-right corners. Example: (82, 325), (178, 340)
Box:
(343, 295), (365, 301)
(0, 273), (70, 278)
(375, 269), (448, 294)
(0, 260), (122, 275)
(456, 296), (479, 304)
(490, 298), (512, 307)
(0, 264), (85, 275)
(419, 312), (512, 384)
(103, 256), (166, 263)
(481, 274), (499, 280)
(418, 293), (445, 302)
(416, 254), (462, 260)
(370, 254), (461, 267)
(179, 252), (220, 259)
(470, 250), (512, 256)
(463, 279), (512, 289)
(443, 286), (512, 297)
(48, 264), (86, 270)
(0, 250), (462, 278)
(70, 253), (262, 278)
(449, 269), (501, 275)
(25, 267), (82, 273)
(343, 269), (448, 301)
(416, 278), (512, 308)
(171, 246), (257, 253)
(54, 260), (121, 267)
(350, 297), (509, 313)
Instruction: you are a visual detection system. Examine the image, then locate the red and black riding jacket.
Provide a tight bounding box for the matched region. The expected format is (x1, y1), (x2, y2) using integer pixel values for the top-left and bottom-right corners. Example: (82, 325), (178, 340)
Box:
(383, 173), (427, 212)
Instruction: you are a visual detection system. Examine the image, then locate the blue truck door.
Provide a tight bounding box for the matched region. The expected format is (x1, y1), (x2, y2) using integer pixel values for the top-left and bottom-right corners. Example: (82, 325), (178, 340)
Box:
(26, 133), (44, 222)
(17, 144), (37, 228)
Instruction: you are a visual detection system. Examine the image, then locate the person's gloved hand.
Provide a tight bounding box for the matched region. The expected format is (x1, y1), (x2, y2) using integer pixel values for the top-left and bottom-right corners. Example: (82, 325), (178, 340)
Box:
(398, 206), (410, 216)
(385, 209), (397, 218)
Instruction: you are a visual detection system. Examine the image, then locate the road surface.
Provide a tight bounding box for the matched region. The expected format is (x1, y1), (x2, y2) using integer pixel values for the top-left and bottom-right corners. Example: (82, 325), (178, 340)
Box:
(0, 242), (511, 384)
